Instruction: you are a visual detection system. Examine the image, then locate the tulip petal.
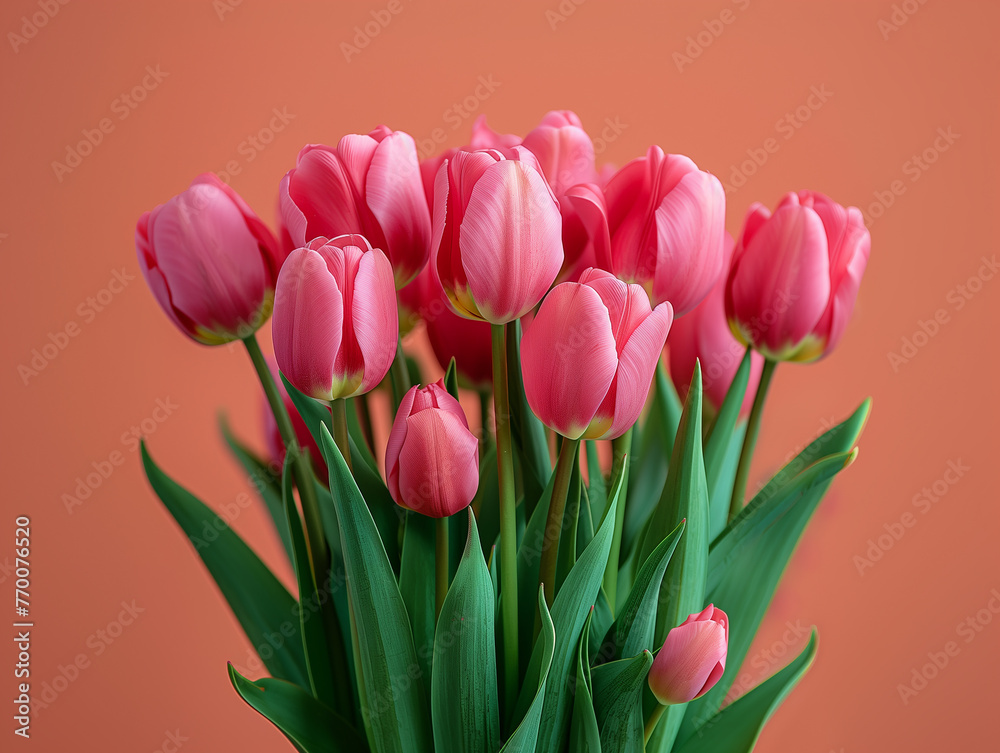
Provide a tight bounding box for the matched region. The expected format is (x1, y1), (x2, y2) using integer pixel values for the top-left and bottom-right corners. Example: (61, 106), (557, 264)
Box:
(352, 245), (399, 395)
(562, 184), (610, 281)
(649, 620), (727, 705)
(521, 283), (617, 439)
(385, 385), (419, 503)
(522, 123), (597, 195)
(459, 160), (563, 323)
(397, 409), (480, 517)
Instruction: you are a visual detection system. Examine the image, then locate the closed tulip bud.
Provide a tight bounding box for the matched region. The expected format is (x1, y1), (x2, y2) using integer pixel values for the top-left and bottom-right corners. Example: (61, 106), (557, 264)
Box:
(385, 381), (480, 518)
(603, 146), (726, 315)
(725, 190), (871, 362)
(136, 174), (282, 345)
(648, 605), (729, 706)
(260, 358), (327, 481)
(272, 234), (397, 402)
(279, 127), (432, 288)
(521, 268), (673, 440)
(431, 147), (563, 324)
(669, 234), (764, 415)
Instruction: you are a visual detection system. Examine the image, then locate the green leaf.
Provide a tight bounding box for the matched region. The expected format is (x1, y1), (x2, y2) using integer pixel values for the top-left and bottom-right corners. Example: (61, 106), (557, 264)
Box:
(140, 442), (308, 688)
(555, 453), (583, 594)
(219, 416), (294, 566)
(432, 509), (500, 753)
(676, 631), (818, 753)
(590, 651), (653, 753)
(317, 425), (433, 753)
(500, 587), (556, 753)
(281, 454), (336, 707)
(476, 444), (500, 560)
(569, 609), (601, 753)
(702, 350), (752, 538)
(577, 482), (596, 560)
(228, 665), (367, 753)
(585, 441), (607, 522)
(515, 469), (558, 673)
(400, 512), (437, 689)
(515, 471), (624, 752)
(600, 521), (684, 663)
(444, 357), (460, 400)
(507, 319), (551, 507)
(623, 362), (682, 561)
(346, 396), (379, 473)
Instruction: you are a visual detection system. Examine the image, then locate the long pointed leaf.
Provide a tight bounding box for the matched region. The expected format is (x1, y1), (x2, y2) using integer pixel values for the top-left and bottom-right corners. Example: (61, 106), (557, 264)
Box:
(591, 651), (653, 753)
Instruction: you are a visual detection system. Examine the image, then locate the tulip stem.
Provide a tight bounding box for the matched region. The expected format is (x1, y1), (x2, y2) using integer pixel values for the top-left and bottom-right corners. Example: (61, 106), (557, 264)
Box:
(491, 323), (519, 716)
(644, 705), (666, 744)
(539, 436), (581, 606)
(602, 428), (632, 614)
(728, 356), (777, 521)
(435, 517), (450, 619)
(330, 398), (353, 473)
(479, 388), (494, 459)
(389, 336), (411, 410)
(355, 394), (376, 456)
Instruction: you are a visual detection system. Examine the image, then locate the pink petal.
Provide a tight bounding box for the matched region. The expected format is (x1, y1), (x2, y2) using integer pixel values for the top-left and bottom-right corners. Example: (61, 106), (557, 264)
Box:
(396, 409), (480, 517)
(352, 244), (399, 395)
(385, 385), (419, 502)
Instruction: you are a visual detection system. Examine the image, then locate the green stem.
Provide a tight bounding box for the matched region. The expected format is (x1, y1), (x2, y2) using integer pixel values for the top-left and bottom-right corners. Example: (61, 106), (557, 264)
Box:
(644, 704), (666, 744)
(728, 356), (777, 521)
(602, 428), (632, 613)
(479, 388), (494, 459)
(435, 517), (450, 618)
(330, 398), (353, 472)
(389, 335), (410, 410)
(491, 324), (519, 714)
(538, 436), (580, 606)
(355, 394), (376, 456)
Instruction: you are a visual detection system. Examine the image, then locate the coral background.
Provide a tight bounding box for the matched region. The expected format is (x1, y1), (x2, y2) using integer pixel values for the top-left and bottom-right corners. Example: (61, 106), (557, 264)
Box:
(2, 1), (998, 751)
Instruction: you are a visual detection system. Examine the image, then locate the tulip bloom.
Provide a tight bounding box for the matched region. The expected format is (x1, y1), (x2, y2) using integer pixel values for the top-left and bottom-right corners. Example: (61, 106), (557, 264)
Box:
(272, 234), (397, 401)
(260, 358), (327, 481)
(602, 146), (726, 315)
(431, 147), (563, 324)
(136, 173), (282, 345)
(521, 268), (673, 440)
(648, 605), (729, 706)
(726, 190), (871, 362)
(669, 234), (764, 414)
(279, 127), (431, 288)
(385, 382), (480, 518)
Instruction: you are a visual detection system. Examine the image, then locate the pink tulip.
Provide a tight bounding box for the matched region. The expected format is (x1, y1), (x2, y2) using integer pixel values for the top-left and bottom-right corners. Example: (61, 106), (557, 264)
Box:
(272, 234), (397, 401)
(602, 146), (726, 315)
(725, 190), (871, 362)
(669, 234), (764, 415)
(648, 605), (729, 706)
(279, 127), (431, 288)
(260, 358), (327, 481)
(521, 268), (673, 440)
(136, 174), (282, 345)
(385, 381), (480, 518)
(431, 147), (563, 324)
(401, 267), (493, 389)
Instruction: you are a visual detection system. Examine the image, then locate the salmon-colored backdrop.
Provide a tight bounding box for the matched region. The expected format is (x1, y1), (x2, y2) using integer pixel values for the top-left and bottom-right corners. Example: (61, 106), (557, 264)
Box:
(2, 0), (998, 750)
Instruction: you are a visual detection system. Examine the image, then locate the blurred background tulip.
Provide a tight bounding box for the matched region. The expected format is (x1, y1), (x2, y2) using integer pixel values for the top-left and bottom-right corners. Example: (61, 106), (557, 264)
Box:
(136, 173), (282, 345)
(603, 146), (726, 315)
(431, 146), (563, 323)
(648, 604), (729, 706)
(669, 233), (764, 415)
(279, 126), (431, 288)
(272, 234), (397, 401)
(260, 357), (327, 481)
(726, 190), (871, 362)
(521, 268), (672, 440)
(385, 381), (479, 517)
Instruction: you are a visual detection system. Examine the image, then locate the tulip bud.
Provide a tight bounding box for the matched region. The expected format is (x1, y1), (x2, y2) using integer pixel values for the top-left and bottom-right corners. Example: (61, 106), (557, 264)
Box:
(279, 127), (432, 288)
(272, 234), (397, 402)
(648, 605), (729, 706)
(669, 234), (764, 414)
(603, 146), (726, 315)
(431, 146), (563, 324)
(260, 358), (327, 481)
(385, 381), (480, 518)
(135, 174), (283, 345)
(521, 268), (673, 441)
(725, 190), (871, 362)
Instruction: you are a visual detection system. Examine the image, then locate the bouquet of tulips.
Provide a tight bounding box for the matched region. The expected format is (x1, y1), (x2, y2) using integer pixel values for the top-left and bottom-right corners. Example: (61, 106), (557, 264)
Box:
(136, 111), (871, 752)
